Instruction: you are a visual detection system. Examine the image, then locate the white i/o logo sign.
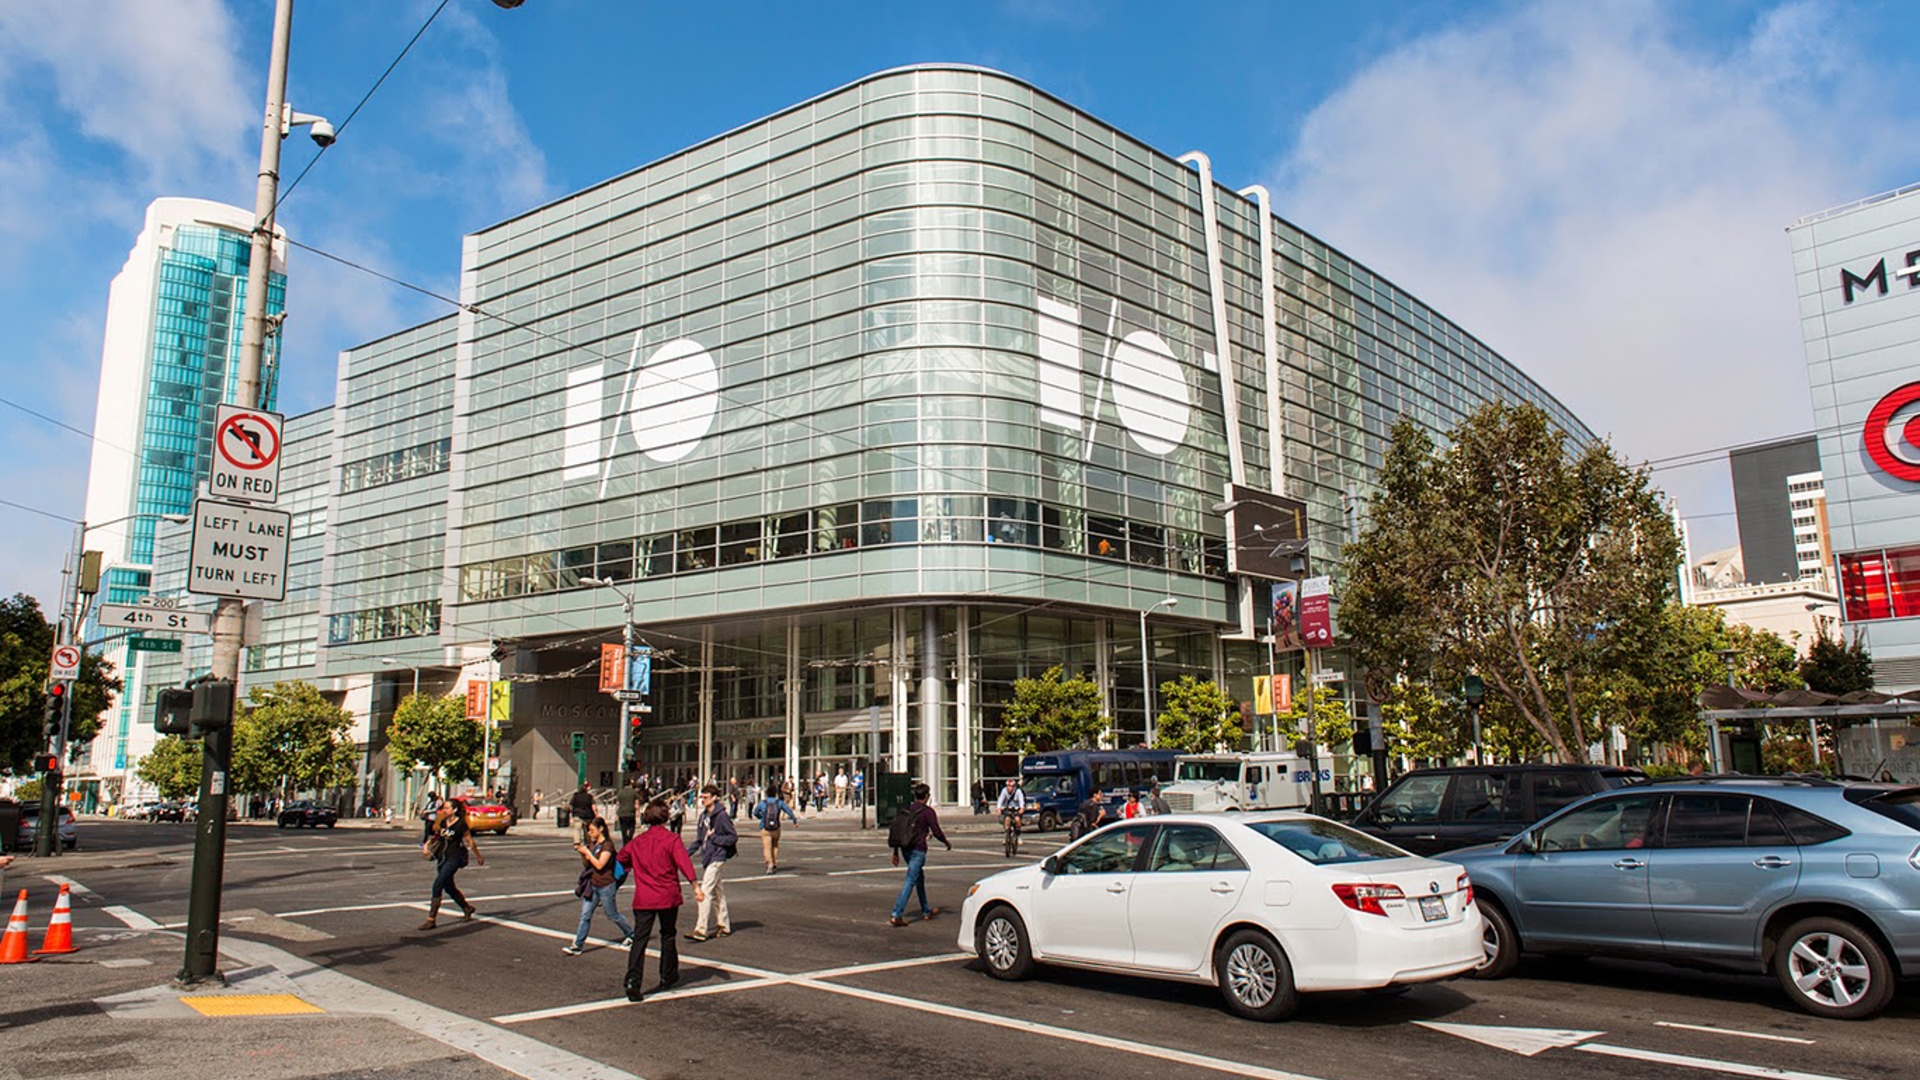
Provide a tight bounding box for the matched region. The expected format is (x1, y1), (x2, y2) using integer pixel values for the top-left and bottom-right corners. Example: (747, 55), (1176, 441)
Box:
(561, 292), (1202, 489)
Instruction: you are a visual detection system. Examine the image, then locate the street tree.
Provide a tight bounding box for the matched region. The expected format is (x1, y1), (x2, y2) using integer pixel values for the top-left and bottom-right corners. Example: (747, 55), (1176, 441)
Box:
(1152, 676), (1242, 752)
(386, 691), (484, 788)
(996, 666), (1107, 755)
(1273, 685), (1355, 752)
(0, 592), (121, 770)
(1800, 627), (1874, 695)
(1582, 604), (1799, 758)
(231, 681), (358, 799)
(136, 735), (202, 800)
(1341, 405), (1680, 763)
(1376, 680), (1468, 763)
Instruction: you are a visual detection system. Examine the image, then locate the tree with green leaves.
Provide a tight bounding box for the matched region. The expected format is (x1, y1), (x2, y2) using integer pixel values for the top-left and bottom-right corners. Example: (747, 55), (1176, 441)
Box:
(1152, 676), (1242, 752)
(1274, 685), (1355, 752)
(230, 681), (358, 799)
(386, 691), (484, 788)
(136, 735), (202, 800)
(0, 593), (122, 771)
(1341, 405), (1680, 764)
(1800, 626), (1873, 695)
(996, 666), (1108, 755)
(1376, 680), (1468, 762)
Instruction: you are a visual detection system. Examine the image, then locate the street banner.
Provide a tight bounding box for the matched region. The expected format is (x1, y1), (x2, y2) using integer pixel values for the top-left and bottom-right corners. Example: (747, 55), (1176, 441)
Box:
(1254, 675), (1272, 716)
(626, 645), (652, 696)
(1300, 576), (1334, 647)
(465, 680), (487, 720)
(598, 643), (624, 693)
(490, 680), (511, 722)
(1274, 673), (1292, 713)
(1270, 580), (1302, 649)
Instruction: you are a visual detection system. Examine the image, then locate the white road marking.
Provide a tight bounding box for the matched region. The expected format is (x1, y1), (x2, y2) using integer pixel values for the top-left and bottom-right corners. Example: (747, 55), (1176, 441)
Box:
(825, 862), (1012, 877)
(102, 905), (162, 930)
(1654, 1022), (1816, 1046)
(276, 890), (573, 918)
(492, 978), (784, 1023)
(43, 874), (95, 897)
(1576, 1042), (1853, 1080)
(420, 905), (780, 981)
(805, 952), (972, 979)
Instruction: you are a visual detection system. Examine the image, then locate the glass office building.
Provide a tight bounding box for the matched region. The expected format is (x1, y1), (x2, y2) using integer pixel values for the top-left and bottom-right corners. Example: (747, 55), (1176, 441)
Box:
(81, 198), (285, 798)
(150, 68), (1587, 810)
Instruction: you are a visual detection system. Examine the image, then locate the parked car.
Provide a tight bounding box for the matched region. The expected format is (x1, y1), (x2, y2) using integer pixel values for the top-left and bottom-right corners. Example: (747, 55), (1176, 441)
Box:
(276, 800), (339, 829)
(959, 812), (1482, 1020)
(16, 805), (78, 850)
(1348, 764), (1645, 856)
(464, 796), (514, 835)
(150, 801), (190, 823)
(1452, 777), (1920, 1019)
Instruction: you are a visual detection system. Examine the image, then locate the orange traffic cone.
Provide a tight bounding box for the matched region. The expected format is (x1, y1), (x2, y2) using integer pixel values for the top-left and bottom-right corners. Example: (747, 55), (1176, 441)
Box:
(36, 883), (76, 955)
(0, 890), (36, 964)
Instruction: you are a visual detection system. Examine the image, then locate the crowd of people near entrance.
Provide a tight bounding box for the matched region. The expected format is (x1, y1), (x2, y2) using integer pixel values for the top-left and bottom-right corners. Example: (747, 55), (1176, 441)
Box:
(412, 767), (952, 1005)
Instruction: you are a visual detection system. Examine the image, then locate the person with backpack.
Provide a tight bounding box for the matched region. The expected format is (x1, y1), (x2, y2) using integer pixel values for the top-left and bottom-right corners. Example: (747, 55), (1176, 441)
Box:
(887, 782), (951, 927)
(756, 785), (798, 874)
(564, 816), (633, 956)
(616, 800), (703, 1002)
(684, 784), (735, 942)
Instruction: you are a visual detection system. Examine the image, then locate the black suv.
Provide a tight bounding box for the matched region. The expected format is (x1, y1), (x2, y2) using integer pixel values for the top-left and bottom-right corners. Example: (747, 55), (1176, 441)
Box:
(276, 800), (339, 829)
(1349, 764), (1645, 856)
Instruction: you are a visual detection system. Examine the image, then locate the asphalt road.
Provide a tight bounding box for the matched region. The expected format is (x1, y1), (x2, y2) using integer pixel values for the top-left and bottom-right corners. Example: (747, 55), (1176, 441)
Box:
(16, 816), (1920, 1080)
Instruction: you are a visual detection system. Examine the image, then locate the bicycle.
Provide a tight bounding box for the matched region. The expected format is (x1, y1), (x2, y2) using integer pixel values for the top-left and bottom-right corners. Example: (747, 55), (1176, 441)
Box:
(1000, 809), (1022, 858)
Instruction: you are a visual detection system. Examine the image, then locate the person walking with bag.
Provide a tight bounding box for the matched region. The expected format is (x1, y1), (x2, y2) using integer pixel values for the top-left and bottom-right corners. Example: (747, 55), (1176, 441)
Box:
(564, 816), (633, 955)
(756, 785), (798, 874)
(616, 800), (703, 1002)
(419, 798), (483, 930)
(684, 785), (734, 942)
(887, 782), (951, 927)
(616, 775), (640, 845)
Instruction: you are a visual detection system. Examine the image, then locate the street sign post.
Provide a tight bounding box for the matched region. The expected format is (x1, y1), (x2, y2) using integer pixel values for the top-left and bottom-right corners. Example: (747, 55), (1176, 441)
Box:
(209, 404), (283, 503)
(1310, 669), (1345, 685)
(99, 603), (214, 635)
(187, 498), (291, 601)
(128, 637), (184, 654)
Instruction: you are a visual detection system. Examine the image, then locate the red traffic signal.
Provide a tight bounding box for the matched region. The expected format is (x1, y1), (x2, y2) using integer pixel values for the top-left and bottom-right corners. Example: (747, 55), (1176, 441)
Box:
(35, 753), (61, 773)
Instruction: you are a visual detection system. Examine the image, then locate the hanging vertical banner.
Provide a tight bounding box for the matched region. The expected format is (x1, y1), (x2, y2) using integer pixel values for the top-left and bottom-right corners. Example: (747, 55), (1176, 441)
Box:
(598, 643), (625, 693)
(465, 680), (487, 720)
(1254, 675), (1273, 716)
(1274, 673), (1292, 713)
(1270, 580), (1303, 650)
(490, 680), (511, 721)
(1300, 576), (1334, 647)
(626, 645), (652, 696)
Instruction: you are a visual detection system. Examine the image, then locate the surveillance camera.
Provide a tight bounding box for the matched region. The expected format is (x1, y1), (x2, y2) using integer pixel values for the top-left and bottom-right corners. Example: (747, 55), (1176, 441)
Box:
(310, 120), (336, 148)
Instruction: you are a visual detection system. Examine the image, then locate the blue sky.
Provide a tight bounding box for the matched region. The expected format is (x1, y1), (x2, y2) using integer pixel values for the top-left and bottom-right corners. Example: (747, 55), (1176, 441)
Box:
(1, 0), (1915, 610)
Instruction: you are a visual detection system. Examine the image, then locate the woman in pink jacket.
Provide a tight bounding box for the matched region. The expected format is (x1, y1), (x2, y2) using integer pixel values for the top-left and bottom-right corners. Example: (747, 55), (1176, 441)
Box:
(616, 799), (704, 1002)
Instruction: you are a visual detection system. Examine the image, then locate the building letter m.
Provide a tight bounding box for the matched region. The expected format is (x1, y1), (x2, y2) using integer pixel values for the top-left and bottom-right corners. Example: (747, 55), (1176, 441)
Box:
(1841, 259), (1888, 304)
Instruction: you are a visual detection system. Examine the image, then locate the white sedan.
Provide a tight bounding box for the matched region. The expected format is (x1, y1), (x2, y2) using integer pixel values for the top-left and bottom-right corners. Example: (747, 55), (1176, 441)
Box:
(958, 811), (1483, 1020)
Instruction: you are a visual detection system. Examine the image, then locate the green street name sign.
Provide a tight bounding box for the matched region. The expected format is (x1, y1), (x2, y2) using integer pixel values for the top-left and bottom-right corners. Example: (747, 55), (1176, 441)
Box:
(129, 637), (183, 653)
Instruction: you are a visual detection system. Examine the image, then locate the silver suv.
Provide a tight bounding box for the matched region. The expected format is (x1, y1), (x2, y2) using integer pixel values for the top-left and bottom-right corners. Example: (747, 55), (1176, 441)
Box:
(1449, 777), (1920, 1019)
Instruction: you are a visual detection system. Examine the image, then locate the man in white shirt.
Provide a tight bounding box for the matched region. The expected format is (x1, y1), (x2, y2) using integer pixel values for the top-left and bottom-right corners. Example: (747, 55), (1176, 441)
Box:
(833, 768), (849, 808)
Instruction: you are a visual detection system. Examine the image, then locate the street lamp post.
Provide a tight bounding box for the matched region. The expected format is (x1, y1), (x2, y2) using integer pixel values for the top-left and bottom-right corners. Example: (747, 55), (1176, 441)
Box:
(1139, 597), (1178, 747)
(378, 658), (421, 698)
(583, 577), (640, 777)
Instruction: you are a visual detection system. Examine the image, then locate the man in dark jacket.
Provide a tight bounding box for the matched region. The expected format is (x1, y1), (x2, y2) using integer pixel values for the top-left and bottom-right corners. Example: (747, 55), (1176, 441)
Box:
(568, 782), (595, 845)
(616, 775), (640, 844)
(685, 785), (735, 941)
(888, 782), (951, 927)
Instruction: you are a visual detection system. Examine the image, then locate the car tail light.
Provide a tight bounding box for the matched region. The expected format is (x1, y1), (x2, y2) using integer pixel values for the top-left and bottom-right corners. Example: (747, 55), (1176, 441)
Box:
(1458, 873), (1473, 907)
(1331, 882), (1405, 916)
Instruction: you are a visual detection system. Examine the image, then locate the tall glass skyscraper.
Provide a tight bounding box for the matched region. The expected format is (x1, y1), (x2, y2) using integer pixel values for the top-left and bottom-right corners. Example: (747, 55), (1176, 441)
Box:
(81, 197), (286, 787)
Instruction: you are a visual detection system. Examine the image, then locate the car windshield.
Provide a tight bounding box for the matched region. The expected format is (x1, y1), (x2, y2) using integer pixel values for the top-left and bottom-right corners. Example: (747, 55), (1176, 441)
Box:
(1246, 818), (1408, 864)
(1177, 762), (1239, 782)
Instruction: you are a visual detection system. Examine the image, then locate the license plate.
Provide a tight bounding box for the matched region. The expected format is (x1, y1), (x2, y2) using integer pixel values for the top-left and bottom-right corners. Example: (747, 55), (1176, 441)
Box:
(1418, 896), (1448, 922)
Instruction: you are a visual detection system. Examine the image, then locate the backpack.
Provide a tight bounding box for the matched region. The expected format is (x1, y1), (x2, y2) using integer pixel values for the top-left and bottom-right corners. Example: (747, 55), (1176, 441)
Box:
(886, 805), (918, 850)
(762, 799), (780, 830)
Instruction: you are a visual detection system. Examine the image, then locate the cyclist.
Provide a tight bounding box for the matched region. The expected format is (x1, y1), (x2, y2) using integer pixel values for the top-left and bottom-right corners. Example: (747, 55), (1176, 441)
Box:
(995, 778), (1026, 857)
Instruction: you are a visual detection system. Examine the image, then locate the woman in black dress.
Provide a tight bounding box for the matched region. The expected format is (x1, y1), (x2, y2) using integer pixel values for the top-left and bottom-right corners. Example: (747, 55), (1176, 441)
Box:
(420, 797), (484, 929)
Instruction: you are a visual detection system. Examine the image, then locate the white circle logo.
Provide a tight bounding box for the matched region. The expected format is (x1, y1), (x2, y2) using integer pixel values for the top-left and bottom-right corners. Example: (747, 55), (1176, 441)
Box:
(1109, 329), (1190, 455)
(628, 338), (719, 463)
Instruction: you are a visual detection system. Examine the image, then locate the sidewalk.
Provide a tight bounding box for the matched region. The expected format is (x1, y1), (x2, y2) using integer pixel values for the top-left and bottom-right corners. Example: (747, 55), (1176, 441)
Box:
(0, 896), (636, 1080)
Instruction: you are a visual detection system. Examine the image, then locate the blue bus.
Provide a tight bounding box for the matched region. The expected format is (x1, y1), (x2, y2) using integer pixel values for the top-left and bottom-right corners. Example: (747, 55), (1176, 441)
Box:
(1017, 749), (1179, 831)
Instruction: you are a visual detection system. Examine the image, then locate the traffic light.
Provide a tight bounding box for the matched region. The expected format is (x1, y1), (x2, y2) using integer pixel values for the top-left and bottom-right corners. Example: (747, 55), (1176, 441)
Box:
(189, 679), (236, 736)
(155, 687), (193, 735)
(43, 683), (67, 740)
(35, 753), (60, 774)
(624, 711), (644, 772)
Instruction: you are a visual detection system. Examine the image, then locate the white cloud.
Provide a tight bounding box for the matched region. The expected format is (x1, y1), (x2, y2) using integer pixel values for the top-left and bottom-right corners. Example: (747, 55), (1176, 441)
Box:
(1270, 1), (1916, 544)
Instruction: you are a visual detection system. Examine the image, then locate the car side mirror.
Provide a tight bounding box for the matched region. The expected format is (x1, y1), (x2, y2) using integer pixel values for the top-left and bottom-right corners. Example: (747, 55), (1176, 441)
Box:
(1511, 831), (1536, 854)
(1041, 855), (1060, 876)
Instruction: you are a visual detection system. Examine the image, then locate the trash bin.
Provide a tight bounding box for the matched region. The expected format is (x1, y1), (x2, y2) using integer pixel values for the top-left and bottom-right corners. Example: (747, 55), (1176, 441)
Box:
(555, 807), (570, 830)
(0, 801), (19, 853)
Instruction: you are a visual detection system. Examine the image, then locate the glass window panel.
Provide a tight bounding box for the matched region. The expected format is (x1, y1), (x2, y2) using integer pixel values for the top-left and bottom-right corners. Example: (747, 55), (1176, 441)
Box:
(677, 527), (715, 571)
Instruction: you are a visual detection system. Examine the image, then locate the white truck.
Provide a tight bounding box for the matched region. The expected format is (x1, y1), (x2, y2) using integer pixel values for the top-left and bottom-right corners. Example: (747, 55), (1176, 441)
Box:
(1160, 752), (1333, 814)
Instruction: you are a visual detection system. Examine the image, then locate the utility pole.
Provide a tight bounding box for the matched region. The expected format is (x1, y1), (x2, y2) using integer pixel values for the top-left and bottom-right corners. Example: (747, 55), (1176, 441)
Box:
(179, 0), (293, 988)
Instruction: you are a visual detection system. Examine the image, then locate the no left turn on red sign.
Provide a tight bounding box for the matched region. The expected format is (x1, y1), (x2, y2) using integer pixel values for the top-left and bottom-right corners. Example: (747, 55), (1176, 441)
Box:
(209, 403), (283, 503)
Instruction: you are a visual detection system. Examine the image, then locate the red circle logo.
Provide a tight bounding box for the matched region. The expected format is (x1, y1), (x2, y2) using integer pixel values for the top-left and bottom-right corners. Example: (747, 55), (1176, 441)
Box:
(1864, 381), (1920, 483)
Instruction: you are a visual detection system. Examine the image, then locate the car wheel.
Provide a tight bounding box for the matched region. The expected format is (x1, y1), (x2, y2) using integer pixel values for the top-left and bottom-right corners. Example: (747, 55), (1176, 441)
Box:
(1038, 810), (1058, 833)
(1215, 929), (1297, 1021)
(325, 821), (336, 829)
(1469, 899), (1519, 980)
(1775, 917), (1894, 1020)
(977, 905), (1034, 981)
(277, 821), (287, 829)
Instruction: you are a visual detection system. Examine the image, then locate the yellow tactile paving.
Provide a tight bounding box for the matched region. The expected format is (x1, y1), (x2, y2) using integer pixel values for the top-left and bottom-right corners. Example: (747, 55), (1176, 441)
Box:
(180, 993), (325, 1017)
